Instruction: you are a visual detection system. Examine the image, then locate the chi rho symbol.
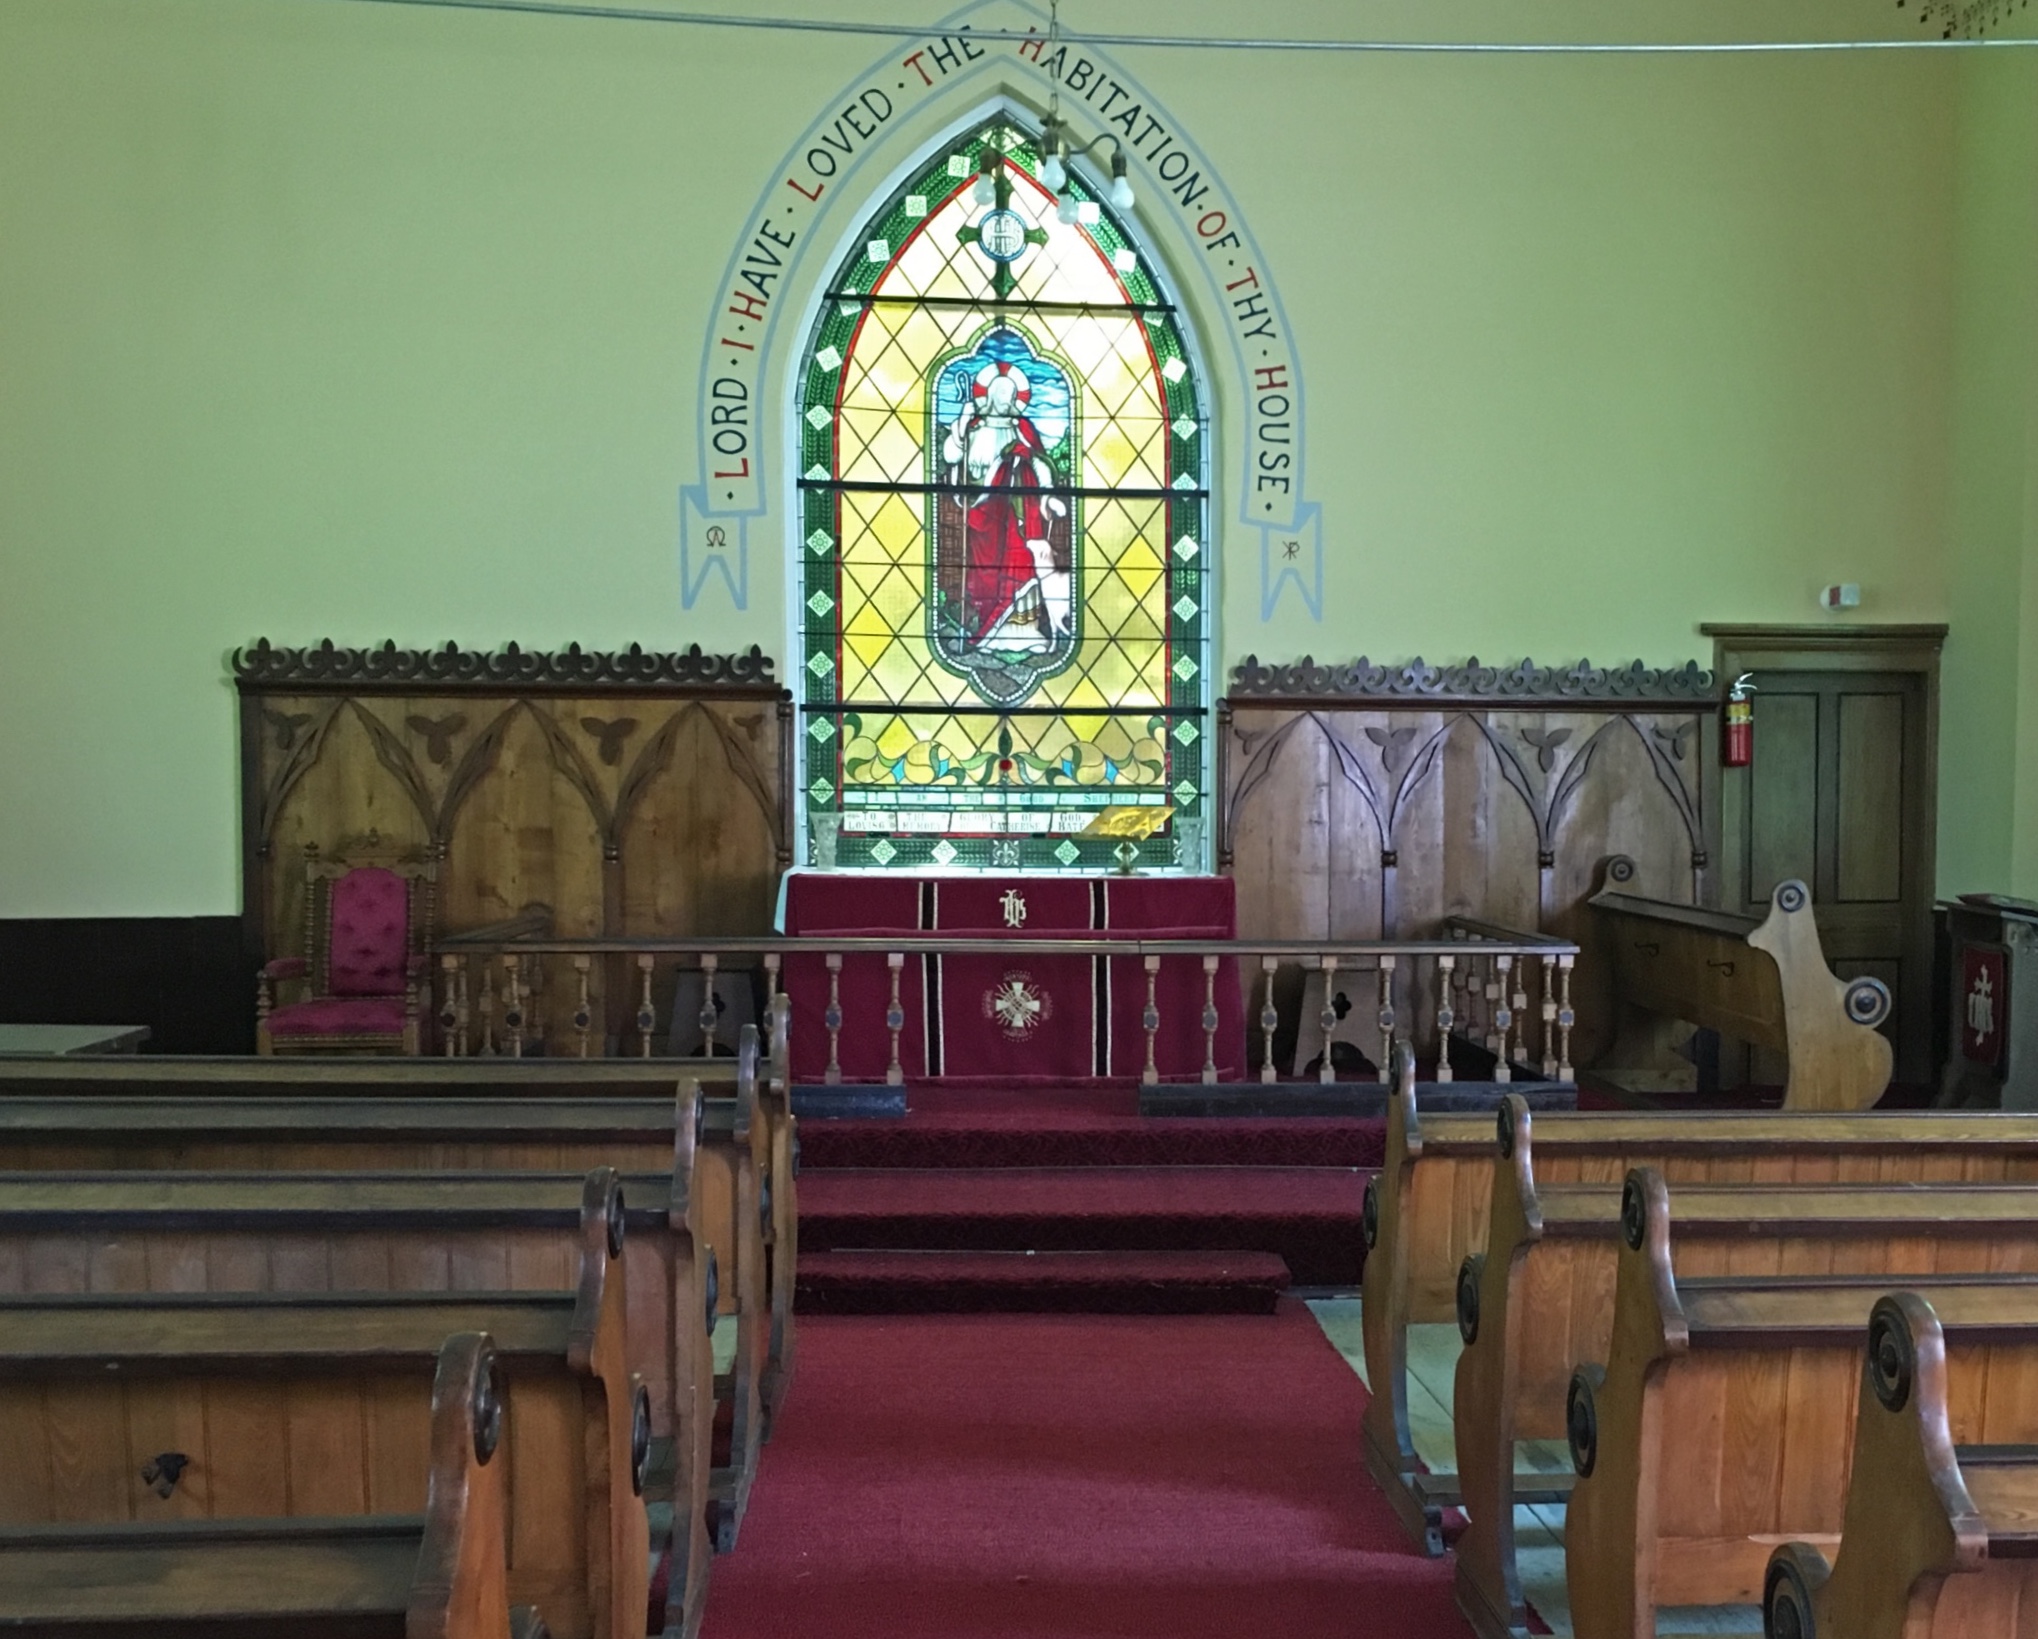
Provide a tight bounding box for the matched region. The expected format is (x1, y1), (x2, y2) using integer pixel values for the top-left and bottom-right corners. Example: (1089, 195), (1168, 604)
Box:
(1000, 889), (1027, 929)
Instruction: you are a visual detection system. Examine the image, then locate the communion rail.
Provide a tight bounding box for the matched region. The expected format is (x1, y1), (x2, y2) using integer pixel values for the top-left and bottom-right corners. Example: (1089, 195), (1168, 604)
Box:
(432, 923), (1579, 1087)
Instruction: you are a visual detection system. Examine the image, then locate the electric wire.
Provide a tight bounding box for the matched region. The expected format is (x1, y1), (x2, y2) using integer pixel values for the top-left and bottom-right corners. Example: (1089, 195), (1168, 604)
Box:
(297, 0), (2037, 53)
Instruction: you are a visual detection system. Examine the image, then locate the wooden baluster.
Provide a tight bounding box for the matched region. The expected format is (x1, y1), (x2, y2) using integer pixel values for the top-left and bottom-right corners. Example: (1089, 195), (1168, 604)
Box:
(635, 954), (656, 1058)
(1435, 954), (1455, 1083)
(1258, 955), (1280, 1085)
(884, 952), (906, 1087)
(1484, 954), (1504, 1057)
(1539, 954), (1558, 1079)
(1510, 959), (1528, 1078)
(478, 961), (497, 1057)
(1377, 956), (1398, 1085)
(1317, 955), (1338, 1085)
(1557, 954), (1576, 1083)
(699, 953), (721, 1059)
(439, 955), (460, 1057)
(571, 955), (592, 1059)
(764, 951), (782, 999)
(1141, 955), (1162, 1087)
(455, 958), (471, 1057)
(1200, 954), (1220, 1085)
(1492, 954), (1515, 1083)
(823, 953), (844, 1086)
(502, 955), (523, 1059)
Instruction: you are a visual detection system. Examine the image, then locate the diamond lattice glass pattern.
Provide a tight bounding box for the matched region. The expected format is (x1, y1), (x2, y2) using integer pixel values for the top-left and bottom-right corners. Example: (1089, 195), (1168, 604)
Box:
(799, 119), (1208, 872)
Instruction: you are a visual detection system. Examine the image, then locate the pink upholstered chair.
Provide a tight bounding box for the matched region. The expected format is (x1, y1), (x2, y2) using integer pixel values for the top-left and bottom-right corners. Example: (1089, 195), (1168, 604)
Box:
(257, 839), (435, 1055)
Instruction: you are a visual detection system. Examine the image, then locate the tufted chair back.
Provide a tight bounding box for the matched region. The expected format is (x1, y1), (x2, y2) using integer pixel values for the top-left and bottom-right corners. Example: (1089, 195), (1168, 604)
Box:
(325, 866), (413, 996)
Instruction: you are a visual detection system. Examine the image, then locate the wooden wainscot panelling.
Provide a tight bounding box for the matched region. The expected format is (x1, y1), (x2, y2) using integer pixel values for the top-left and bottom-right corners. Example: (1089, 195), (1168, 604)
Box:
(1220, 656), (1717, 1066)
(235, 641), (793, 1053)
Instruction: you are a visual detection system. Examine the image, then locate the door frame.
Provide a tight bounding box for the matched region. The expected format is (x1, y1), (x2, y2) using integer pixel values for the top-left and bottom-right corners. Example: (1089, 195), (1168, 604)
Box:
(1700, 622), (1946, 1081)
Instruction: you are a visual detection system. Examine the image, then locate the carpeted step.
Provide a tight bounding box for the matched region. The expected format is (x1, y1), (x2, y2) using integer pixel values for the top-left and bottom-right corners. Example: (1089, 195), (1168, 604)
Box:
(800, 1166), (1368, 1287)
(798, 1249), (1292, 1315)
(795, 1083), (1384, 1171)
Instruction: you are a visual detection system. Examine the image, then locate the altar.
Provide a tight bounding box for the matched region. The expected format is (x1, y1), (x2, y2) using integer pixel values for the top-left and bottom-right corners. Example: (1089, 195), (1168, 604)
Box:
(777, 874), (1247, 1083)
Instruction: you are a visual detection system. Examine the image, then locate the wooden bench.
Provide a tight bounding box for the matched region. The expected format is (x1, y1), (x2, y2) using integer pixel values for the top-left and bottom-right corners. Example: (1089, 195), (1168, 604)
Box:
(1453, 1104), (2038, 1639)
(1589, 855), (1893, 1110)
(0, 1332), (543, 1639)
(1562, 1170), (2038, 1639)
(0, 1163), (712, 1639)
(0, 1271), (647, 1639)
(1766, 1291), (2038, 1639)
(0, 1022), (791, 1549)
(1358, 1073), (2038, 1554)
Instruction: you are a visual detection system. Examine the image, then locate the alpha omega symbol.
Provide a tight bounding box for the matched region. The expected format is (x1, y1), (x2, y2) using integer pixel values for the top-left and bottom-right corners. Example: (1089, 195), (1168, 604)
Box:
(1000, 889), (1027, 930)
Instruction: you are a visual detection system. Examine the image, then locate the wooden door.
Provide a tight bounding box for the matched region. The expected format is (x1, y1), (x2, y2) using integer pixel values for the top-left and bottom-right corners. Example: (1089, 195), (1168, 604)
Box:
(1706, 627), (1944, 1084)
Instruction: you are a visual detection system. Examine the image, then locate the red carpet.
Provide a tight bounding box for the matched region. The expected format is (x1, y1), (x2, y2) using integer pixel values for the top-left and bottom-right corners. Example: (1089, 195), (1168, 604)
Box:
(699, 1304), (1466, 1639)
(799, 1166), (1367, 1287)
(797, 1082), (1385, 1170)
(799, 1249), (1291, 1314)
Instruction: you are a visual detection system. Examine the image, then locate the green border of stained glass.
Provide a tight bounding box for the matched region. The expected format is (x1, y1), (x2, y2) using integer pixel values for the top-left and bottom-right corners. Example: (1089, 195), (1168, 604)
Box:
(796, 117), (1210, 874)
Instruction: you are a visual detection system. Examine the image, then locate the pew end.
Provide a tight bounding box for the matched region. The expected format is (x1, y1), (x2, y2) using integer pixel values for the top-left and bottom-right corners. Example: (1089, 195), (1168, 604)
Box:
(1766, 1292), (2007, 1639)
(1590, 858), (1893, 1112)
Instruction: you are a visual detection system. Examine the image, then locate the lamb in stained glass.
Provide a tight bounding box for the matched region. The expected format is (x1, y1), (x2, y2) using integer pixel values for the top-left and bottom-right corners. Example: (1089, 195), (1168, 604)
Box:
(932, 328), (1078, 704)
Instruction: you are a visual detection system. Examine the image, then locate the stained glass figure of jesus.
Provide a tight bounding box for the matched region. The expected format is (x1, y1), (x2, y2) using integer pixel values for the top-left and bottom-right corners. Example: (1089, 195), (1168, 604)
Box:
(941, 356), (1072, 661)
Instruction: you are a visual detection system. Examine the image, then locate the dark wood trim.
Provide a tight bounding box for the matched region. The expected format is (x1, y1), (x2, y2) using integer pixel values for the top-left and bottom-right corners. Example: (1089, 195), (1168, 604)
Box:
(1226, 654), (1719, 708)
(233, 639), (783, 695)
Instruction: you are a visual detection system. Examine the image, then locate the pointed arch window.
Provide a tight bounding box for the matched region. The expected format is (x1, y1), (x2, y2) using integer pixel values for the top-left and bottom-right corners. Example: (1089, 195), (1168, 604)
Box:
(796, 115), (1209, 872)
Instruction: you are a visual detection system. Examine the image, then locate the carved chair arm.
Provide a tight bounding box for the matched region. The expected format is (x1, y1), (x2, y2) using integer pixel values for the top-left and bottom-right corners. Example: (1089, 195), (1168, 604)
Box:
(263, 957), (309, 982)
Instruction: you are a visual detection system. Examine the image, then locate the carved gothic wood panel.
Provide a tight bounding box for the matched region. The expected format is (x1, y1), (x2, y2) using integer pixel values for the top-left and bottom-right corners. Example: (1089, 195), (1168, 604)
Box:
(236, 642), (791, 1050)
(1220, 656), (1718, 1066)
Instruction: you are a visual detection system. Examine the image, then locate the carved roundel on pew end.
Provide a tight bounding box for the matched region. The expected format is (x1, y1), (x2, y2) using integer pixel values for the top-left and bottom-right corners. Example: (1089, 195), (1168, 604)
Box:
(1620, 1175), (1648, 1252)
(630, 1382), (653, 1498)
(1774, 879), (1810, 915)
(1456, 1255), (1484, 1345)
(1605, 854), (1638, 887)
(1843, 976), (1893, 1030)
(1362, 1178), (1380, 1250)
(605, 1179), (628, 1261)
(1566, 1365), (1605, 1478)
(1868, 1296), (1916, 1413)
(1763, 1551), (1825, 1639)
(473, 1344), (505, 1466)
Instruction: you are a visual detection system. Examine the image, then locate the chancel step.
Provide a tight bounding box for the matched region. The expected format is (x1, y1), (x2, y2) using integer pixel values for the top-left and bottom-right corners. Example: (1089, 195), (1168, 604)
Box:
(798, 1249), (1291, 1314)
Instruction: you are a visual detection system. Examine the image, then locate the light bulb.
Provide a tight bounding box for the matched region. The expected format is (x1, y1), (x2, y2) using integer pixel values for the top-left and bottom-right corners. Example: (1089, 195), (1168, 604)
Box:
(1108, 150), (1134, 211)
(1040, 153), (1067, 191)
(973, 173), (997, 207)
(1056, 193), (1081, 225)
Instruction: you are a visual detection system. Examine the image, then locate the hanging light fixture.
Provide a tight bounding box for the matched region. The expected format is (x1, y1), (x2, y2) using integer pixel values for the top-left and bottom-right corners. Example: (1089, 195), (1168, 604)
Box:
(999, 1), (1136, 222)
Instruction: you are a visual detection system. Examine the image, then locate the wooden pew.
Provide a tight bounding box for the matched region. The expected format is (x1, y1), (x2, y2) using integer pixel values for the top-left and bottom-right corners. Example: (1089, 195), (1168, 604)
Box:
(1563, 1172), (2038, 1639)
(1589, 855), (1893, 1110)
(1766, 1292), (2038, 1639)
(0, 1332), (543, 1639)
(1453, 1104), (2038, 1639)
(0, 1164), (712, 1639)
(0, 1022), (788, 1550)
(1358, 1073), (2038, 1554)
(0, 1265), (650, 1639)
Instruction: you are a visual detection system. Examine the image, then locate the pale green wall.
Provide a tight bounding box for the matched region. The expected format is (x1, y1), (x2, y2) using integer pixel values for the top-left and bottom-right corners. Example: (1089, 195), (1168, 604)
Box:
(1943, 47), (2038, 897)
(0, 0), (2023, 914)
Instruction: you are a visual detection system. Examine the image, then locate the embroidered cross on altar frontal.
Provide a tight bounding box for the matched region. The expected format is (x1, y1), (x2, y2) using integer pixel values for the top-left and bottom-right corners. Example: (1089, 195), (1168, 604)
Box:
(778, 874), (1244, 1081)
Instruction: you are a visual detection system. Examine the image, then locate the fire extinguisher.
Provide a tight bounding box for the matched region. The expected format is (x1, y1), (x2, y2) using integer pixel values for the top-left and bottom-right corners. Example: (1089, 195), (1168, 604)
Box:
(1723, 673), (1756, 767)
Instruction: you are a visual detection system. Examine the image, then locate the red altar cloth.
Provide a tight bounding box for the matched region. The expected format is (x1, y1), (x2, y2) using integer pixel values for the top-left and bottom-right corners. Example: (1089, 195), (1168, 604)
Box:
(779, 875), (1246, 1083)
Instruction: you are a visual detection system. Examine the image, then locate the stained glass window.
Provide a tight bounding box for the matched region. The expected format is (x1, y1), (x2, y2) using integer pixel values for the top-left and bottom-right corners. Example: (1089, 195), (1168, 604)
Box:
(797, 118), (1210, 872)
